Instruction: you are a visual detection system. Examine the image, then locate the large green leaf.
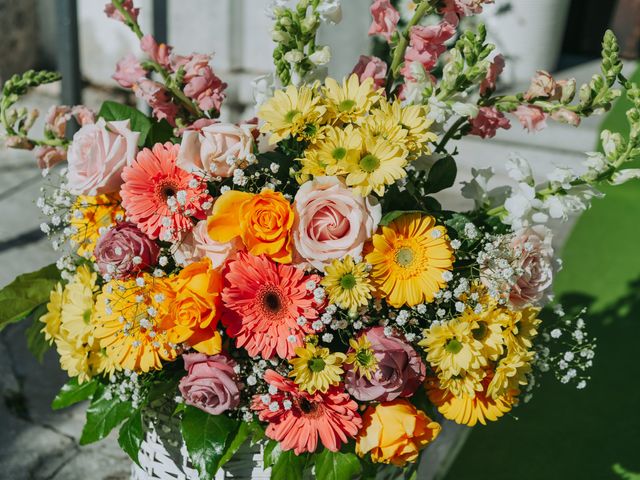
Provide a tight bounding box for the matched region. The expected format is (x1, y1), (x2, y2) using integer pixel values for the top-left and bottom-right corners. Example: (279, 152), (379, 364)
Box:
(315, 450), (362, 480)
(80, 383), (134, 445)
(218, 421), (264, 469)
(271, 449), (308, 480)
(181, 406), (238, 479)
(263, 439), (282, 468)
(146, 119), (175, 147)
(0, 263), (60, 331)
(118, 408), (144, 465)
(98, 101), (152, 147)
(379, 210), (425, 227)
(52, 378), (98, 410)
(425, 155), (457, 194)
(25, 304), (50, 362)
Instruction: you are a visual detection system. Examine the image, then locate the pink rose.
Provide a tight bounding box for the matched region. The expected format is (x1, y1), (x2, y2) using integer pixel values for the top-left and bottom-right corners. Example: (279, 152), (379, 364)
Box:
(179, 353), (241, 415)
(104, 0), (139, 23)
(292, 177), (381, 270)
(513, 105), (548, 133)
(35, 146), (67, 169)
(140, 34), (172, 68)
(401, 21), (456, 79)
(508, 226), (554, 307)
(177, 122), (254, 177)
(524, 70), (560, 101)
(134, 79), (179, 126)
(173, 220), (238, 269)
(94, 222), (160, 279)
(113, 54), (147, 89)
(351, 55), (387, 91)
(480, 54), (505, 96)
(469, 106), (511, 139)
(368, 0), (400, 43)
(345, 327), (426, 402)
(67, 118), (139, 195)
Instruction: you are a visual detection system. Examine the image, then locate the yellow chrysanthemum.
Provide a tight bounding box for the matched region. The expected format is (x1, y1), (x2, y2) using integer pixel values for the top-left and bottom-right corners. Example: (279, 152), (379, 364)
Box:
(321, 256), (374, 315)
(345, 335), (378, 380)
(60, 265), (98, 346)
(258, 84), (326, 144)
(437, 368), (485, 398)
(70, 193), (125, 257)
(366, 213), (454, 307)
(498, 306), (541, 353)
(376, 99), (437, 157)
(359, 109), (408, 147)
(301, 124), (362, 178)
(40, 282), (63, 343)
(420, 318), (485, 378)
(463, 308), (507, 362)
(94, 275), (178, 373)
(426, 373), (518, 427)
(288, 342), (346, 394)
(487, 350), (534, 400)
(323, 74), (380, 123)
(340, 133), (408, 197)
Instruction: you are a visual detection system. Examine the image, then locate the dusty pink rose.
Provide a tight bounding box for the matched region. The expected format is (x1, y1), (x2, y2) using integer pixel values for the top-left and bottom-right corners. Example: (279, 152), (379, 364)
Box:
(113, 54), (147, 89)
(513, 105), (548, 133)
(177, 122), (254, 177)
(35, 146), (67, 169)
(179, 353), (241, 415)
(104, 0), (139, 23)
(94, 222), (160, 279)
(551, 108), (581, 127)
(176, 54), (227, 112)
(351, 55), (387, 91)
(401, 21), (456, 80)
(523, 70), (560, 101)
(442, 0), (494, 17)
(368, 0), (400, 43)
(292, 177), (381, 269)
(509, 226), (554, 307)
(469, 107), (511, 139)
(140, 34), (172, 68)
(67, 118), (139, 195)
(173, 220), (238, 269)
(480, 54), (505, 96)
(345, 327), (426, 402)
(134, 79), (179, 126)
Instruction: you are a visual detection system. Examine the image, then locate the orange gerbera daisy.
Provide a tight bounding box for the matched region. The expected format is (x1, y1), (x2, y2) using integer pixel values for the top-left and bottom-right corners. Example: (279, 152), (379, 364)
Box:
(120, 142), (211, 241)
(252, 370), (362, 455)
(221, 252), (323, 359)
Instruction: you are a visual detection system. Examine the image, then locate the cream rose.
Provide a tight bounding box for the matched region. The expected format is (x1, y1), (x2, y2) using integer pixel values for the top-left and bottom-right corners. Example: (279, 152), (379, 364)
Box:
(67, 118), (139, 195)
(509, 225), (554, 307)
(177, 122), (255, 177)
(172, 219), (238, 269)
(293, 177), (381, 270)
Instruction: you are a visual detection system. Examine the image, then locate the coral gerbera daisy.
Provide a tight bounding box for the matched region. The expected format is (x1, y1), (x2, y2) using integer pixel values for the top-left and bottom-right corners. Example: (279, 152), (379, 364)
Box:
(321, 256), (374, 315)
(120, 142), (211, 241)
(252, 369), (362, 454)
(366, 213), (454, 307)
(289, 342), (346, 394)
(221, 252), (323, 359)
(70, 193), (125, 257)
(323, 74), (380, 123)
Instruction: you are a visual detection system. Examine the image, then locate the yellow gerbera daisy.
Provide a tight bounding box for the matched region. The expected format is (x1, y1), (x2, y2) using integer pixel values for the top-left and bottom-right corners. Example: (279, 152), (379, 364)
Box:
(340, 133), (408, 197)
(94, 275), (178, 373)
(321, 256), (374, 315)
(345, 335), (378, 380)
(487, 350), (534, 400)
(40, 282), (64, 343)
(376, 99), (437, 157)
(366, 213), (454, 307)
(302, 124), (362, 177)
(323, 74), (380, 123)
(288, 342), (346, 394)
(258, 84), (326, 144)
(70, 193), (125, 258)
(498, 306), (542, 353)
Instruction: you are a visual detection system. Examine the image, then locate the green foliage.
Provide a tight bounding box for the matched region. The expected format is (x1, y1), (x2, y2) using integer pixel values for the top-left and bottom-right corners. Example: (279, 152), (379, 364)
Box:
(181, 406), (239, 479)
(25, 304), (50, 362)
(80, 383), (134, 445)
(218, 420), (264, 469)
(52, 378), (98, 410)
(379, 210), (424, 226)
(424, 155), (457, 194)
(314, 449), (362, 480)
(0, 263), (60, 332)
(98, 101), (174, 148)
(271, 449), (309, 480)
(263, 438), (282, 468)
(613, 464), (640, 480)
(118, 408), (144, 465)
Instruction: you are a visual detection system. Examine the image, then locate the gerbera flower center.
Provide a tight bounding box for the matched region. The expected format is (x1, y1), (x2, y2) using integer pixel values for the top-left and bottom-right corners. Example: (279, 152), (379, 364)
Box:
(307, 357), (326, 373)
(156, 179), (180, 200)
(297, 397), (320, 416)
(446, 338), (463, 354)
(284, 109), (301, 123)
(332, 147), (347, 160)
(262, 290), (283, 313)
(355, 348), (375, 368)
(395, 247), (415, 267)
(83, 309), (92, 324)
(338, 99), (356, 112)
(339, 273), (357, 290)
(359, 154), (380, 173)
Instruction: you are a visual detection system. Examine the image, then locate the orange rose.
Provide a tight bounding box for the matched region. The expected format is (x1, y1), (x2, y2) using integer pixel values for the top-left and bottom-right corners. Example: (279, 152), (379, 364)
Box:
(207, 189), (294, 263)
(355, 400), (441, 467)
(163, 259), (223, 355)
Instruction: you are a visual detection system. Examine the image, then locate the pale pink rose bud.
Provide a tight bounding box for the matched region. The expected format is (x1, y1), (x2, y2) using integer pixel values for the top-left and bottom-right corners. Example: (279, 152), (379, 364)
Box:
(513, 105), (548, 133)
(480, 54), (505, 96)
(524, 70), (559, 101)
(509, 226), (554, 307)
(368, 0), (400, 43)
(551, 108), (581, 127)
(35, 146), (67, 169)
(140, 34), (172, 68)
(352, 55), (388, 91)
(45, 106), (72, 138)
(292, 177), (381, 270)
(179, 353), (241, 415)
(134, 79), (179, 126)
(94, 222), (160, 279)
(469, 106), (511, 139)
(172, 220), (238, 269)
(345, 327), (426, 402)
(113, 54), (147, 89)
(104, 0), (139, 23)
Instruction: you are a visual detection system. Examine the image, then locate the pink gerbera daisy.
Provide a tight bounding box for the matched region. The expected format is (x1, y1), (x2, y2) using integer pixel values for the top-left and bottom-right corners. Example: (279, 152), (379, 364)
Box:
(221, 251), (323, 359)
(120, 142), (211, 241)
(252, 370), (362, 454)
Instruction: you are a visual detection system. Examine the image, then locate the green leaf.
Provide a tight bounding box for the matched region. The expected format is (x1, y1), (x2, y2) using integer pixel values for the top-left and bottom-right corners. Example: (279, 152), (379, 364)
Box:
(118, 408), (144, 465)
(218, 421), (263, 469)
(315, 449), (362, 480)
(145, 119), (175, 147)
(425, 155), (457, 194)
(80, 384), (134, 445)
(25, 304), (50, 362)
(379, 210), (424, 226)
(98, 101), (152, 147)
(423, 196), (442, 212)
(0, 264), (60, 331)
(52, 378), (98, 410)
(263, 439), (282, 468)
(181, 406), (238, 479)
(271, 449), (308, 480)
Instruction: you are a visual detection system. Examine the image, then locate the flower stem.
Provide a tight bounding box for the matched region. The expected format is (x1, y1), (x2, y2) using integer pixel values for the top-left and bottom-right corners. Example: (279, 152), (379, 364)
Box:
(435, 117), (468, 153)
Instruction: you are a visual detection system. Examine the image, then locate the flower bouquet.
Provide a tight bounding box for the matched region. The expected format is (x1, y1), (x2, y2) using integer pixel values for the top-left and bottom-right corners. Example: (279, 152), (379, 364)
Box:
(1, 0), (639, 479)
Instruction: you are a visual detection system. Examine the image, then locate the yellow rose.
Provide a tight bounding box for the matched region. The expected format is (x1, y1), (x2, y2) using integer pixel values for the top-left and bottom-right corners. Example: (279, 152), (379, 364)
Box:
(163, 259), (223, 355)
(207, 189), (294, 263)
(355, 400), (441, 467)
